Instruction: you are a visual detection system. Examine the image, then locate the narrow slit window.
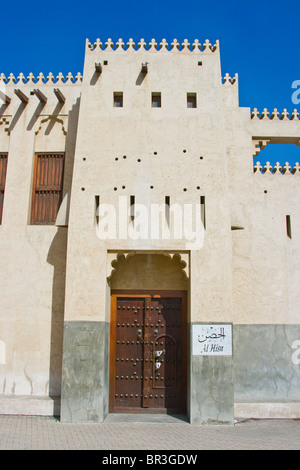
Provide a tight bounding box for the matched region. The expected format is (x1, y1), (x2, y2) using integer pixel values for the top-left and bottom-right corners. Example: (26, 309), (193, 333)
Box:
(114, 92), (123, 108)
(286, 215), (292, 239)
(187, 93), (197, 108)
(95, 195), (100, 225)
(130, 195), (135, 222)
(0, 153), (8, 224)
(201, 196), (206, 229)
(165, 196), (170, 225)
(152, 92), (161, 108)
(30, 152), (65, 225)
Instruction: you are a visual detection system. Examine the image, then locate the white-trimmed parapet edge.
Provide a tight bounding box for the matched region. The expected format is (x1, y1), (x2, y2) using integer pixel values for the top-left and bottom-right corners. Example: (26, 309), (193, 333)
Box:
(254, 161), (300, 175)
(222, 73), (238, 86)
(251, 107), (300, 121)
(0, 72), (83, 86)
(86, 37), (219, 53)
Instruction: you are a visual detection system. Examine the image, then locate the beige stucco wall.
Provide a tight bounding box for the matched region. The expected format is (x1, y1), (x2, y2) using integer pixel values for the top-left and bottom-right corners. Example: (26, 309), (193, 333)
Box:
(63, 39), (300, 328)
(0, 76), (81, 398)
(0, 38), (299, 413)
(226, 105), (300, 324)
(64, 39), (236, 325)
(231, 174), (300, 324)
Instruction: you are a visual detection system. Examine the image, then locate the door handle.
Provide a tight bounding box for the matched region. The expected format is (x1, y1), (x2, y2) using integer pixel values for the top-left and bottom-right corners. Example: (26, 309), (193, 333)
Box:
(137, 329), (144, 343)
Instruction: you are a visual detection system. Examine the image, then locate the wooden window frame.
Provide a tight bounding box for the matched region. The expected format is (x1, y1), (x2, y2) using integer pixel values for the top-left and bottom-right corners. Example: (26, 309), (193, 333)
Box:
(0, 153), (8, 225)
(30, 152), (65, 225)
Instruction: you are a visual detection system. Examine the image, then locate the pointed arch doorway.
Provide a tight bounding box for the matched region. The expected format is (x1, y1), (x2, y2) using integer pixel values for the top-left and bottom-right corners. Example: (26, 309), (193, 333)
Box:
(108, 253), (189, 414)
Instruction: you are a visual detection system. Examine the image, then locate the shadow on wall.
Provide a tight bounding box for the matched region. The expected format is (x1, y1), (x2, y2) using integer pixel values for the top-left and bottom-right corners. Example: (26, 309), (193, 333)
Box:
(44, 98), (80, 408)
(46, 227), (68, 401)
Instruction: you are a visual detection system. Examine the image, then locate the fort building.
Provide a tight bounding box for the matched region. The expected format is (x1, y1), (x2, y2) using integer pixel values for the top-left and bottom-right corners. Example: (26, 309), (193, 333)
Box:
(0, 37), (300, 424)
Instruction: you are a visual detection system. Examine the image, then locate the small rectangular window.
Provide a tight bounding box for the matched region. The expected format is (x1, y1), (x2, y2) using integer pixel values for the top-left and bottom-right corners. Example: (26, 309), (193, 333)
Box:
(152, 92), (161, 108)
(187, 93), (197, 108)
(30, 152), (65, 225)
(114, 92), (123, 107)
(0, 153), (8, 224)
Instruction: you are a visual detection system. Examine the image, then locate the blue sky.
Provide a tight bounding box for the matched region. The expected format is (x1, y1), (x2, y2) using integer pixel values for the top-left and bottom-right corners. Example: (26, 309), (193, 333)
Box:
(1, 0), (300, 165)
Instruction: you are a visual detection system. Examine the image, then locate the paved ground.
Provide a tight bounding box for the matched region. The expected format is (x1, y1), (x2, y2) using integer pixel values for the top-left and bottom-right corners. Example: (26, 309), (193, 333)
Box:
(0, 414), (299, 450)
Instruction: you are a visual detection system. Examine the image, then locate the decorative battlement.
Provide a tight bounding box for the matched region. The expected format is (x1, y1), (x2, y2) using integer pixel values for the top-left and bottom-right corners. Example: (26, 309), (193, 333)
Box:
(222, 73), (238, 86)
(251, 108), (300, 121)
(87, 37), (219, 53)
(254, 161), (300, 174)
(0, 72), (83, 85)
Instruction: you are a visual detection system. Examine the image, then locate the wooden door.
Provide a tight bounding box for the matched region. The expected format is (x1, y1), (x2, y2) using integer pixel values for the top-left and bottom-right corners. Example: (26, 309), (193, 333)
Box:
(110, 291), (187, 414)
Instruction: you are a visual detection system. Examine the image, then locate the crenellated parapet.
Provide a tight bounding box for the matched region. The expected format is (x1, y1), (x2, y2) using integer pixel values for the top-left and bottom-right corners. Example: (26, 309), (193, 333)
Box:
(251, 108), (300, 121)
(0, 72), (83, 86)
(254, 161), (300, 175)
(251, 107), (300, 162)
(0, 71), (82, 138)
(86, 37), (219, 53)
(222, 73), (238, 86)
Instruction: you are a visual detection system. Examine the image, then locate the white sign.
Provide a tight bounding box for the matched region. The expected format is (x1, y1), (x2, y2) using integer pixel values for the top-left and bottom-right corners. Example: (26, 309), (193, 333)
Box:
(193, 325), (232, 356)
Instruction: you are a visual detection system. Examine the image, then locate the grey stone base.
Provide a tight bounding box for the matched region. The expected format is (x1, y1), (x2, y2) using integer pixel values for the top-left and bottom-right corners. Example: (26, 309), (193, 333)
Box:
(59, 322), (300, 423)
(190, 355), (234, 425)
(234, 325), (300, 402)
(60, 321), (109, 423)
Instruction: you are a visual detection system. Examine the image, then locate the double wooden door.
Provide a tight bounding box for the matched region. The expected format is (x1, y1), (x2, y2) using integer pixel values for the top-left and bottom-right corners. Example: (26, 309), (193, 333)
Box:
(110, 291), (187, 414)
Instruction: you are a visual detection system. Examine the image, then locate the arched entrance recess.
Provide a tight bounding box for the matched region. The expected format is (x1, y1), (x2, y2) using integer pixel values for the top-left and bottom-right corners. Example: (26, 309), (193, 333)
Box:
(108, 252), (189, 414)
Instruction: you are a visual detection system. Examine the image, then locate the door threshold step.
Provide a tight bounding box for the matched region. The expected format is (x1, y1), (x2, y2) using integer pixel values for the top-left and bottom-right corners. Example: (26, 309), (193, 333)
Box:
(104, 413), (188, 424)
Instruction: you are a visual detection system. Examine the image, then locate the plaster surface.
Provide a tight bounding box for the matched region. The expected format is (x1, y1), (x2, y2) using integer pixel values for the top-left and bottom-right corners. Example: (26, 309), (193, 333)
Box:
(0, 38), (299, 422)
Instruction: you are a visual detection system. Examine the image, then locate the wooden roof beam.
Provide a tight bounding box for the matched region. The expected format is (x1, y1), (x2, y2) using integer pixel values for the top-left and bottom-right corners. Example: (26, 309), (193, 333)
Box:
(54, 88), (66, 103)
(14, 88), (29, 104)
(0, 90), (11, 104)
(95, 62), (102, 73)
(141, 62), (148, 73)
(33, 89), (47, 103)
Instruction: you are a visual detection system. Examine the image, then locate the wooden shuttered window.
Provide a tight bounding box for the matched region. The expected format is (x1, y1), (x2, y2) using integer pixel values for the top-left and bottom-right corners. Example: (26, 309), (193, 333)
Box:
(31, 152), (65, 225)
(0, 153), (8, 224)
